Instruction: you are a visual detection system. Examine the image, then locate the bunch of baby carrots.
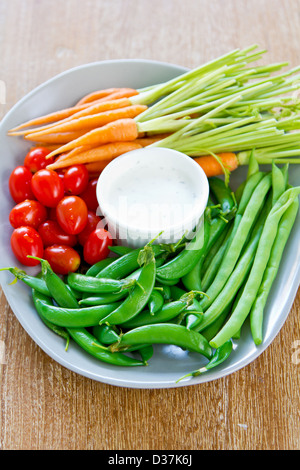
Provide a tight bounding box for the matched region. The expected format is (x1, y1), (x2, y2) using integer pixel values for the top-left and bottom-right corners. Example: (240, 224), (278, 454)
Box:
(8, 45), (300, 180)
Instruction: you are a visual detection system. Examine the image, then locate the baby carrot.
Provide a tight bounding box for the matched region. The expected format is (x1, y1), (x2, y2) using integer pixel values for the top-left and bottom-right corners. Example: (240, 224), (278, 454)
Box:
(25, 105), (147, 139)
(24, 130), (91, 144)
(135, 133), (172, 146)
(193, 153), (239, 177)
(10, 98), (133, 137)
(45, 118), (139, 159)
(7, 102), (101, 134)
(75, 88), (122, 106)
(46, 141), (143, 170)
(94, 88), (139, 103)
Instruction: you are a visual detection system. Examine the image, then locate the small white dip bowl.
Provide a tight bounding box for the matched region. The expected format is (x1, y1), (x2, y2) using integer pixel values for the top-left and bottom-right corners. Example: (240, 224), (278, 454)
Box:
(97, 147), (209, 248)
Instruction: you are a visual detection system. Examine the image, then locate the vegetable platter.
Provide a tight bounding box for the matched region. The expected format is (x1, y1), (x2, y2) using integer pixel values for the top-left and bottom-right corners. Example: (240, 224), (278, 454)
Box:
(0, 50), (299, 388)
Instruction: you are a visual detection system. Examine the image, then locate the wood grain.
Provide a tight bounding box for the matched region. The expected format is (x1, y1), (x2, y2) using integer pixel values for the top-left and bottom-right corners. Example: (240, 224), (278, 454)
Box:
(0, 0), (300, 451)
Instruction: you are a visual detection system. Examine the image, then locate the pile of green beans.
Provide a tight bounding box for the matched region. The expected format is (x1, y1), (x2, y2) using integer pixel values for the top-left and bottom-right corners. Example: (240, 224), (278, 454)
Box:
(2, 160), (299, 383)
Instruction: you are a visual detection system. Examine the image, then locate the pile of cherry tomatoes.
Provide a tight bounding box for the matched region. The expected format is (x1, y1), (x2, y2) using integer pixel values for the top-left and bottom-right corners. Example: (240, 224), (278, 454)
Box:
(8, 147), (112, 274)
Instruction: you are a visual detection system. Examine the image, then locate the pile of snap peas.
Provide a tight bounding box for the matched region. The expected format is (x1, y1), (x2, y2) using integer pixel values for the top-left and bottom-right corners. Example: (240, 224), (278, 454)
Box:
(2, 155), (299, 383)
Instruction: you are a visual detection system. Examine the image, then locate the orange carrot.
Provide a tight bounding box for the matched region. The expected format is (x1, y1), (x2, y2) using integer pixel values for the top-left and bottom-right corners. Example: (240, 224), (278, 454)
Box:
(7, 101), (103, 133)
(24, 130), (92, 144)
(94, 88), (139, 103)
(135, 133), (172, 147)
(25, 105), (147, 140)
(85, 160), (114, 173)
(75, 88), (122, 106)
(46, 141), (143, 170)
(9, 98), (133, 136)
(45, 118), (139, 159)
(193, 153), (238, 177)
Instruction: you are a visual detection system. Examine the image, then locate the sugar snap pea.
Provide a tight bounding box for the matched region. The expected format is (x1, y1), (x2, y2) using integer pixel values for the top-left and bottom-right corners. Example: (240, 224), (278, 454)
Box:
(176, 340), (233, 382)
(110, 323), (213, 359)
(66, 328), (145, 367)
(147, 289), (165, 314)
(67, 272), (137, 294)
(181, 216), (210, 291)
(119, 292), (194, 329)
(96, 244), (164, 280)
(92, 324), (120, 344)
(29, 256), (79, 309)
(85, 257), (115, 277)
(156, 220), (207, 281)
(99, 245), (157, 326)
(31, 289), (70, 349)
(0, 267), (51, 297)
(34, 299), (122, 327)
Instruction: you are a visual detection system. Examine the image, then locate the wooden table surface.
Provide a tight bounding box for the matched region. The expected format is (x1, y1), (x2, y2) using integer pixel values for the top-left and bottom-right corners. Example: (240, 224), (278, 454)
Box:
(0, 0), (299, 451)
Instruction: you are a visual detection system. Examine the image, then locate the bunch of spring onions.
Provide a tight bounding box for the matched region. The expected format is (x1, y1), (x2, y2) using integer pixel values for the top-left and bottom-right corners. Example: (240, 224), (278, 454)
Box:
(8, 45), (300, 180)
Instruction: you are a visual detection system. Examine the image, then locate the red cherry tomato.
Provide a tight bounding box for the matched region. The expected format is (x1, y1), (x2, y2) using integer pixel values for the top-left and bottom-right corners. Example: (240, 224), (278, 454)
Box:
(9, 199), (47, 229)
(24, 147), (54, 173)
(31, 169), (64, 207)
(48, 207), (57, 221)
(56, 195), (88, 235)
(77, 211), (102, 246)
(10, 226), (44, 266)
(63, 164), (89, 195)
(44, 245), (81, 275)
(80, 178), (99, 212)
(9, 166), (35, 203)
(38, 220), (77, 247)
(83, 228), (112, 265)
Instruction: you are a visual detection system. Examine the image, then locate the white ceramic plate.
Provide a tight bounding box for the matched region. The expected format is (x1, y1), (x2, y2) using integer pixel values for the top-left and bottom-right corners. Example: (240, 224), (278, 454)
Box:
(0, 60), (299, 388)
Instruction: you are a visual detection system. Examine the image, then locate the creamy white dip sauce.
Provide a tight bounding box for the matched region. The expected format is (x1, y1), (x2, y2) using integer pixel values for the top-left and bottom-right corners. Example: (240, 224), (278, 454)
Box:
(105, 158), (201, 231)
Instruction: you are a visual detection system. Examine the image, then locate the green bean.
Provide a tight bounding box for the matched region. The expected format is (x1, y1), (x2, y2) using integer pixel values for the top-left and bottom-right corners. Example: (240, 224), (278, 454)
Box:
(29, 257), (79, 309)
(250, 196), (299, 345)
(99, 245), (157, 326)
(210, 186), (300, 348)
(33, 299), (122, 327)
(201, 222), (234, 291)
(31, 289), (70, 349)
(67, 272), (137, 294)
(201, 220), (231, 274)
(235, 151), (260, 202)
(196, 197), (272, 332)
(0, 267), (51, 297)
(272, 161), (287, 205)
(200, 303), (232, 342)
(66, 328), (145, 367)
(200, 173), (272, 310)
(111, 323), (213, 359)
(176, 340), (233, 382)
